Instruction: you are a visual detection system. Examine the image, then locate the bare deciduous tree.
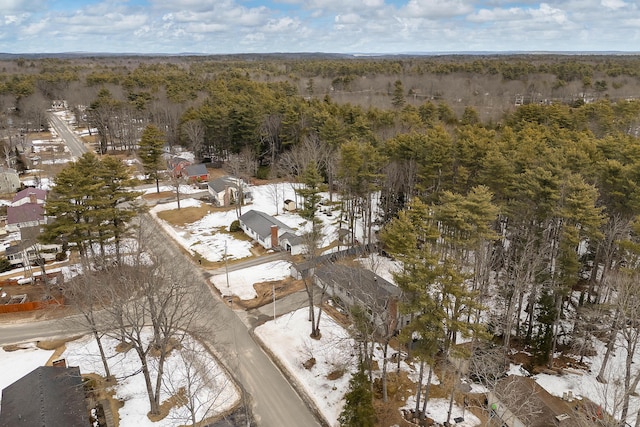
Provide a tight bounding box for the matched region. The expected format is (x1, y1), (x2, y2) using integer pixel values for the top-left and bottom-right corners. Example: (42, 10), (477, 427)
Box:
(161, 341), (236, 427)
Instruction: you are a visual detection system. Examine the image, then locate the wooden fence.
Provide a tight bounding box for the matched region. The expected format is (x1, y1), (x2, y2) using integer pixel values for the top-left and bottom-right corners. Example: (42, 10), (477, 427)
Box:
(0, 297), (64, 314)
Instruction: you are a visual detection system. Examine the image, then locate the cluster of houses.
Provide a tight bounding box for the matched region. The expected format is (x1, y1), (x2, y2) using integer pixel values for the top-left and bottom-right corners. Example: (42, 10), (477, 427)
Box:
(3, 187), (61, 267)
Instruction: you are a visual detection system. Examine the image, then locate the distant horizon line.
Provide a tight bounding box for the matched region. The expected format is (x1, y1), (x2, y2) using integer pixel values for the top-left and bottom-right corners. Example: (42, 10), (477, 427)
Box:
(1, 50), (639, 58)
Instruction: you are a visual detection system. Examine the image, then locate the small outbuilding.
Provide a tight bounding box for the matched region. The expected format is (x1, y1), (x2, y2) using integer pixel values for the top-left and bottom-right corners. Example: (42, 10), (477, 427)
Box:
(283, 199), (296, 212)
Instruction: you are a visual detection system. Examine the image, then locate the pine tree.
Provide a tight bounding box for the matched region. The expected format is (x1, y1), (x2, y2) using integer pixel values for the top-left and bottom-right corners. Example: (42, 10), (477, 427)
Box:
(41, 153), (141, 261)
(138, 124), (166, 193)
(338, 365), (376, 427)
(296, 160), (323, 220)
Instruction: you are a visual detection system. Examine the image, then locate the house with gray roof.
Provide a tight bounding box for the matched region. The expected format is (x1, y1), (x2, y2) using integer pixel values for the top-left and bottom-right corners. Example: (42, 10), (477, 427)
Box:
(208, 175), (253, 207)
(313, 263), (404, 331)
(238, 209), (304, 255)
(183, 163), (209, 182)
(0, 365), (90, 426)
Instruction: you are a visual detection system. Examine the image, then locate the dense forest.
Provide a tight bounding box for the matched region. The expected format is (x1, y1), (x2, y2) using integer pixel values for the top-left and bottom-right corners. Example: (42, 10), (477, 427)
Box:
(4, 53), (640, 425)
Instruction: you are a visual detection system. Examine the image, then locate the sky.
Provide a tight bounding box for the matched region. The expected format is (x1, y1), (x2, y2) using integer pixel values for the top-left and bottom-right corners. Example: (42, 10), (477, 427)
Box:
(0, 0), (638, 54)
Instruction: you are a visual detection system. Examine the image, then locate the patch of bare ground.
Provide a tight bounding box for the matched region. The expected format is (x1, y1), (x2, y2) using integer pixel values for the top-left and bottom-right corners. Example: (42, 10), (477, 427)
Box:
(84, 373), (122, 427)
(156, 204), (215, 225)
(148, 387), (187, 422)
(232, 277), (305, 310)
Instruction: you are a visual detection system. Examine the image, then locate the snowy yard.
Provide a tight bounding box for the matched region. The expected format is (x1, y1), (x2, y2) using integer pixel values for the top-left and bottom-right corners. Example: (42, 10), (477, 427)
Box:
(0, 333), (239, 427)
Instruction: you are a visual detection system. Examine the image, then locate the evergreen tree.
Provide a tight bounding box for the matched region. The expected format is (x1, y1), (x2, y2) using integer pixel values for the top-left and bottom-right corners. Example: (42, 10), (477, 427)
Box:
(338, 365), (376, 427)
(296, 160), (323, 220)
(138, 124), (166, 193)
(391, 79), (405, 109)
(41, 153), (141, 261)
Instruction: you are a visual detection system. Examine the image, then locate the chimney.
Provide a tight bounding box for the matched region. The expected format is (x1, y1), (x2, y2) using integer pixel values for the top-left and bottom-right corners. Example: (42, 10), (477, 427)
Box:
(271, 225), (278, 248)
(52, 358), (67, 368)
(29, 192), (37, 204)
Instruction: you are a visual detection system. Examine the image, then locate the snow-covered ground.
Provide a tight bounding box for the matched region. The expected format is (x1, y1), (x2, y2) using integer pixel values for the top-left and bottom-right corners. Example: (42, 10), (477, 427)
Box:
(149, 182), (343, 263)
(210, 260), (292, 299)
(0, 333), (239, 426)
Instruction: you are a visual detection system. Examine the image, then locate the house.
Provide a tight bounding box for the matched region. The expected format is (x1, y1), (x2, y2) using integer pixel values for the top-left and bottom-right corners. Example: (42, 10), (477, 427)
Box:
(487, 376), (584, 427)
(183, 163), (209, 182)
(0, 365), (90, 426)
(283, 199), (296, 212)
(0, 167), (20, 194)
(238, 209), (304, 255)
(11, 187), (47, 207)
(5, 242), (62, 266)
(208, 175), (252, 207)
(6, 203), (45, 232)
(167, 156), (191, 177)
(313, 263), (403, 331)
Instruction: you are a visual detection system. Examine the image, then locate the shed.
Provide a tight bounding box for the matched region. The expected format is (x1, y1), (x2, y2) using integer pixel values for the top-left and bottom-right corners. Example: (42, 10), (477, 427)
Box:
(283, 199), (296, 212)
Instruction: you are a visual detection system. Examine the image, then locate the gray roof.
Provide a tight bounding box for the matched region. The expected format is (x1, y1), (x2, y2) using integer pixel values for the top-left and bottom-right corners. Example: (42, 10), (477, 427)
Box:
(280, 231), (303, 246)
(0, 366), (89, 427)
(208, 175), (241, 193)
(239, 209), (295, 240)
(315, 263), (401, 306)
(184, 163), (208, 177)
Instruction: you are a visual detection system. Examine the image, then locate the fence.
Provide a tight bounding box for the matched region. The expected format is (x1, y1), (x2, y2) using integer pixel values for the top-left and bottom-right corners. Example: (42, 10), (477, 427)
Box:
(0, 297), (64, 314)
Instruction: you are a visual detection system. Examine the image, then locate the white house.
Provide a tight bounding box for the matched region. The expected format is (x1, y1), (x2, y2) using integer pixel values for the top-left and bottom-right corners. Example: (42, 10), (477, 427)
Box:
(207, 175), (253, 207)
(238, 209), (304, 255)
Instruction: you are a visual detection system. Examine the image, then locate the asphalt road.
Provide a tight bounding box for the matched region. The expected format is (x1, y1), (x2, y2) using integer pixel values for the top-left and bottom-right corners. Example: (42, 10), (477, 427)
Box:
(47, 112), (89, 158)
(0, 214), (323, 427)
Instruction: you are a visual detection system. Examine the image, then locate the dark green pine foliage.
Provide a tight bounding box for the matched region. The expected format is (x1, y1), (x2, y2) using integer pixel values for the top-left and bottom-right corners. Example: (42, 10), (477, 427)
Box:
(138, 124), (166, 193)
(41, 152), (141, 261)
(338, 365), (376, 427)
(297, 160), (323, 220)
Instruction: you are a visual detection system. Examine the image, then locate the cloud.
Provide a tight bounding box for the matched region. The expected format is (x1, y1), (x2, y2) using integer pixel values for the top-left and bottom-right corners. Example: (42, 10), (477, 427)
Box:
(401, 0), (473, 18)
(601, 0), (627, 10)
(1, 0), (46, 13)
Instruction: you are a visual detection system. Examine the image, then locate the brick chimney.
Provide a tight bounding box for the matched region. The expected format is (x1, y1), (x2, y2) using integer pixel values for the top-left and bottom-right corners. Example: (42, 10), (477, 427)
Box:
(270, 225), (278, 248)
(29, 192), (37, 204)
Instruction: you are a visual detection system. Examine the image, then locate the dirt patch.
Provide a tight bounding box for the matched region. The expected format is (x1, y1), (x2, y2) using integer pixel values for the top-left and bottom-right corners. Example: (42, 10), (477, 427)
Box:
(232, 277), (305, 310)
(157, 204), (214, 226)
(148, 387), (187, 422)
(45, 343), (67, 366)
(84, 373), (123, 427)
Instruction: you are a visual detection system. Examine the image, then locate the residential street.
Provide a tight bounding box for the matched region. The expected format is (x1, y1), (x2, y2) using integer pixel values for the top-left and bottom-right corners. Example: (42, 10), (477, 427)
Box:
(47, 111), (89, 158)
(0, 116), (324, 427)
(0, 214), (323, 427)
